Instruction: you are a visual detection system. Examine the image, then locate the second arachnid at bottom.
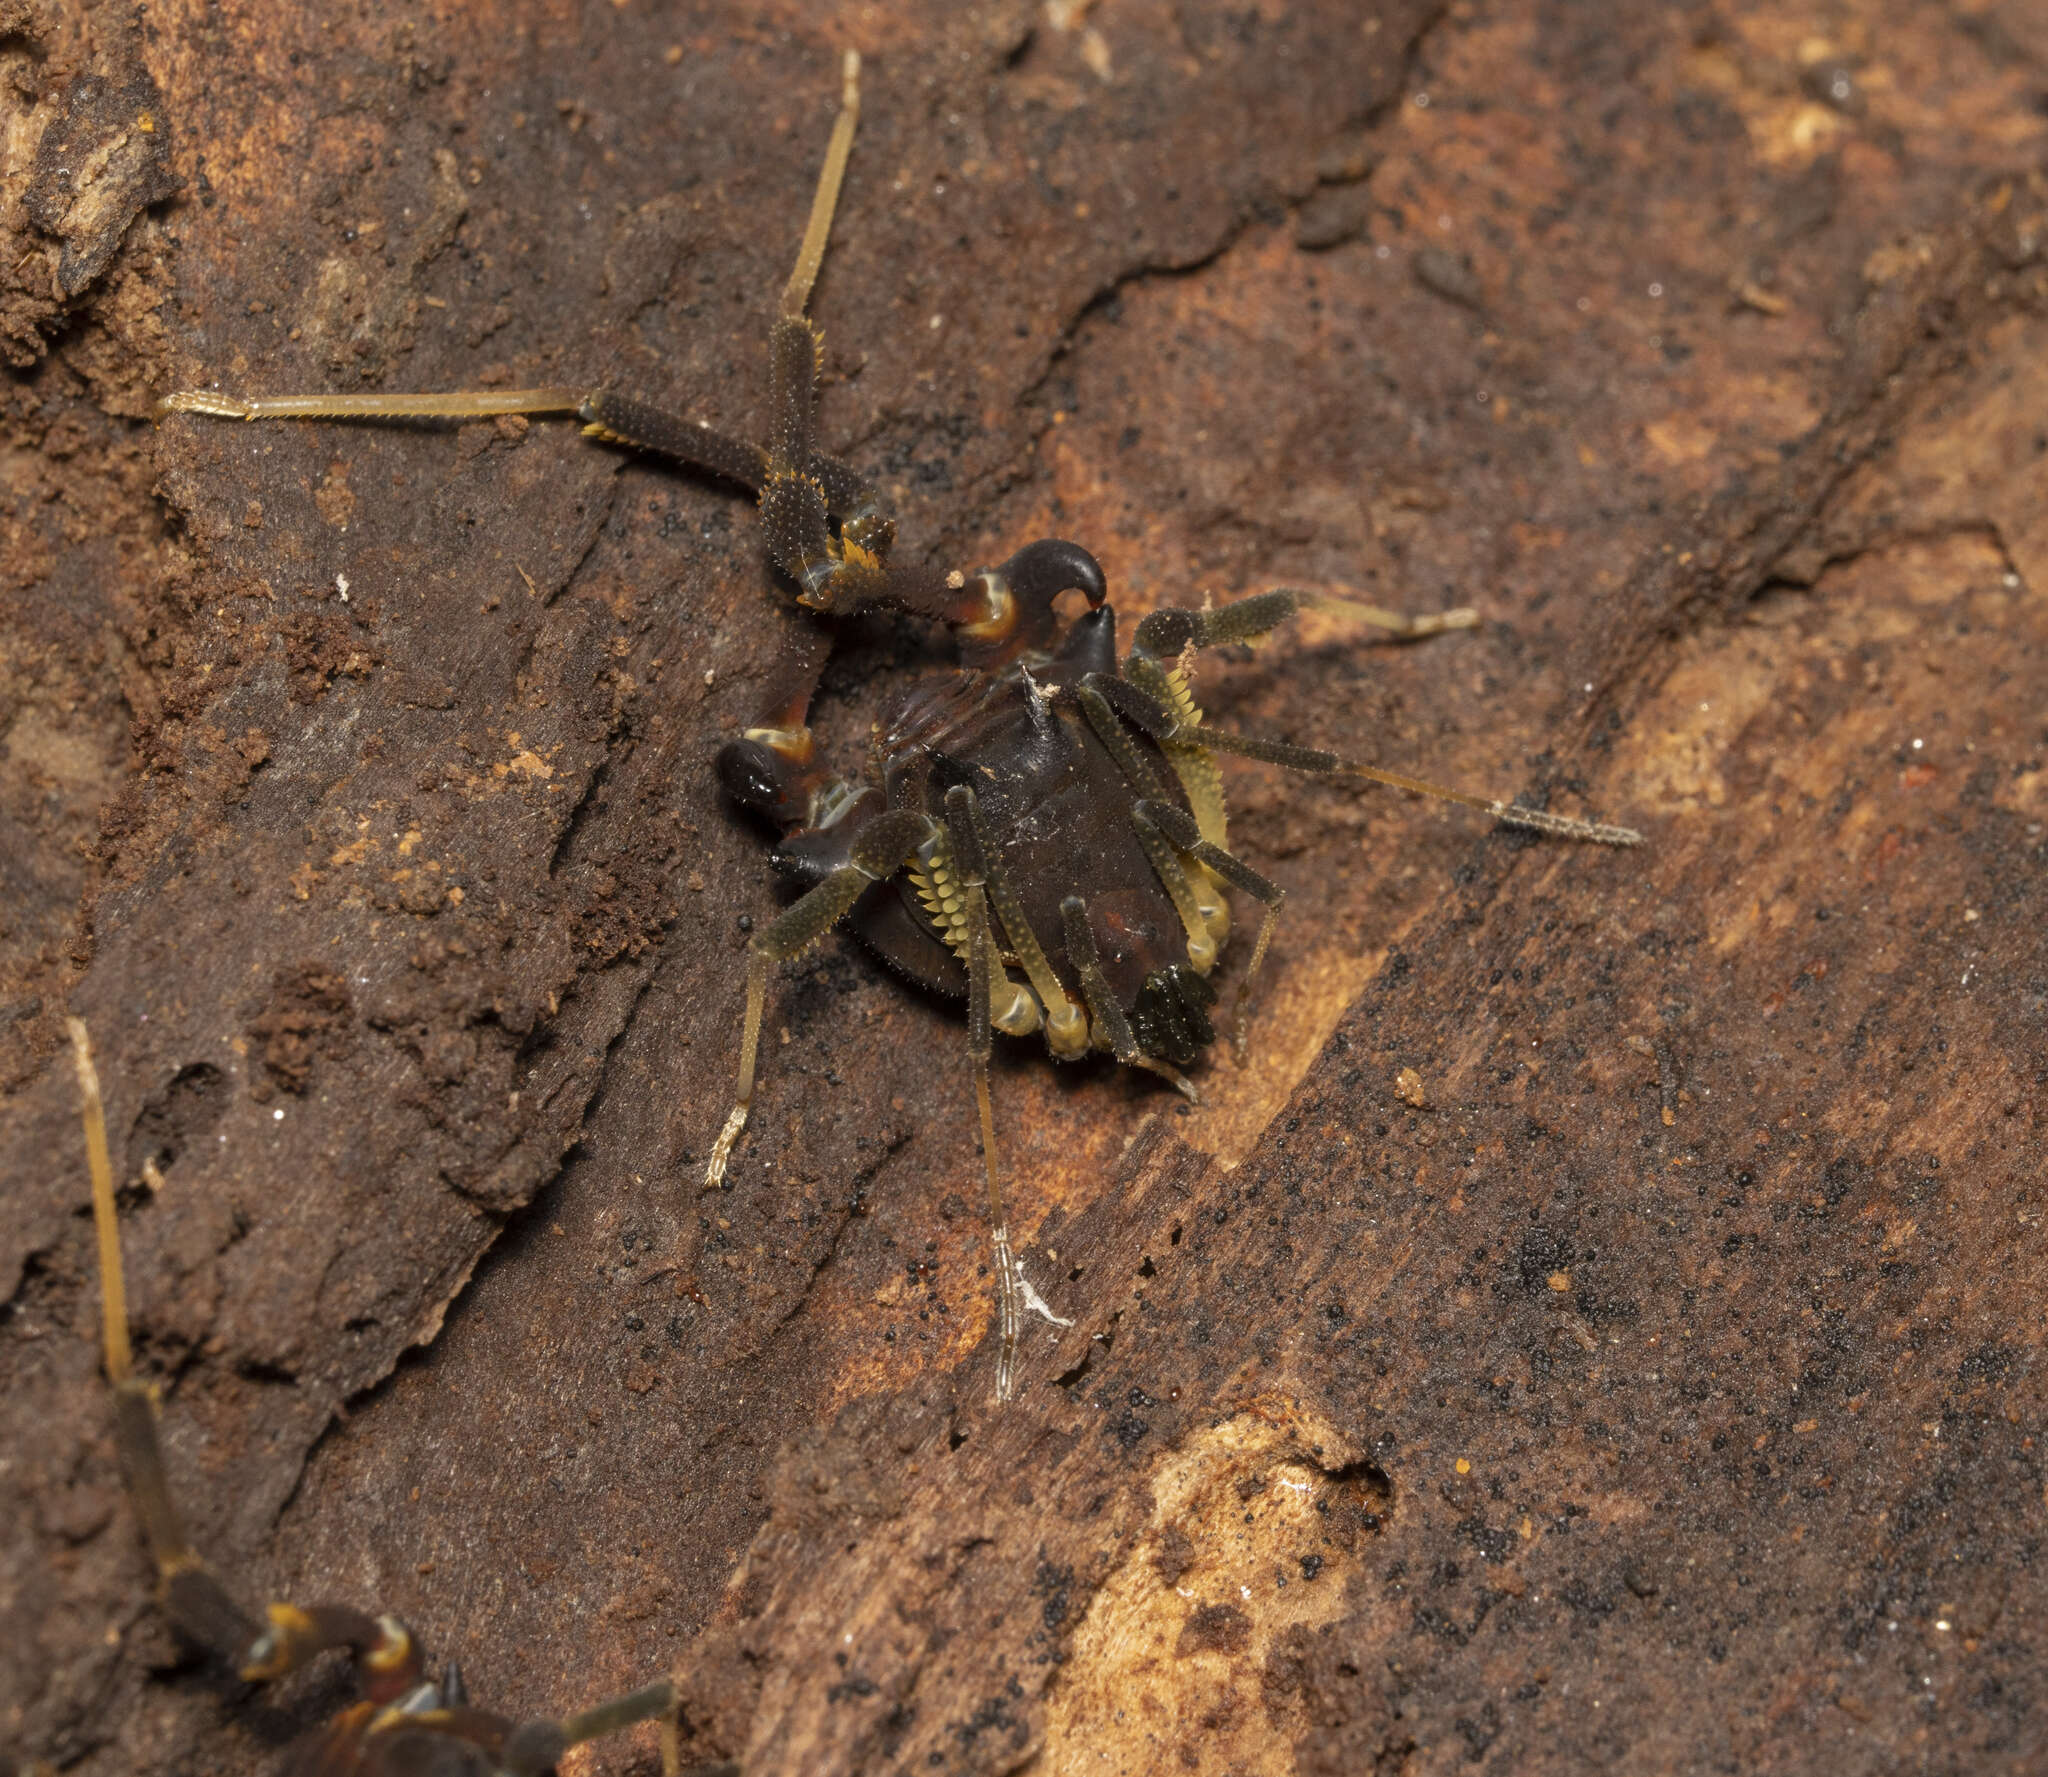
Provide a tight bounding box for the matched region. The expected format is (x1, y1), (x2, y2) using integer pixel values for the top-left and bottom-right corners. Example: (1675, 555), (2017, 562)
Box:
(60, 1022), (718, 1777)
(161, 52), (1643, 1402)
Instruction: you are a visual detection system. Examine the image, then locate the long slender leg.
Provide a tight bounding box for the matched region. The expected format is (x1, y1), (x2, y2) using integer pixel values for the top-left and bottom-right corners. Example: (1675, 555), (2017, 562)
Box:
(71, 1019), (691, 1768)
(747, 59), (1115, 649)
(1121, 586), (1474, 874)
(1098, 670), (1642, 846)
(155, 52), (862, 500)
(779, 51), (861, 323)
(942, 785), (1027, 1403)
(704, 808), (939, 1189)
(1300, 588), (1478, 639)
(158, 51), (1093, 673)
(70, 1019), (266, 1665)
(1127, 586), (1476, 665)
(754, 51), (918, 615)
(159, 364), (779, 495)
(159, 385), (585, 423)
(501, 1680), (682, 1777)
(69, 1019), (429, 1695)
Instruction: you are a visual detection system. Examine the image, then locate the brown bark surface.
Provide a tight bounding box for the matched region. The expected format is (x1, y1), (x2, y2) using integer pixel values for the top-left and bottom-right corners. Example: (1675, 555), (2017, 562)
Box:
(4, 1), (2046, 1773)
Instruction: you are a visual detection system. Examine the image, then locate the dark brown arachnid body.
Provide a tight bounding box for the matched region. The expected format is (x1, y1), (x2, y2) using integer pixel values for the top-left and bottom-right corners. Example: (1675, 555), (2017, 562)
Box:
(163, 53), (1640, 1402)
(60, 1022), (704, 1777)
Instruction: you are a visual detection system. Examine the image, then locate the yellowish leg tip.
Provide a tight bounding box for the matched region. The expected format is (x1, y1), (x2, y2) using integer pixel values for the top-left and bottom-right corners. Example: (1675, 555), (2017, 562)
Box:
(159, 389), (250, 420)
(991, 981), (1042, 1038)
(704, 1103), (749, 1190)
(1045, 1002), (1090, 1060)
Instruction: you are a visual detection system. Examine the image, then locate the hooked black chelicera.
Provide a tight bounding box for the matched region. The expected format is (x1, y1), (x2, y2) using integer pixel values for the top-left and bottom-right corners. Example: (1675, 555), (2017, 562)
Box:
(161, 52), (1640, 1402)
(63, 1020), (702, 1777)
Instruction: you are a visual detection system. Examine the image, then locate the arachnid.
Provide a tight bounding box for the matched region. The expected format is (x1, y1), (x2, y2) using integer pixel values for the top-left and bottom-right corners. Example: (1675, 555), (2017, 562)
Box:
(161, 52), (1641, 1402)
(61, 1021), (709, 1777)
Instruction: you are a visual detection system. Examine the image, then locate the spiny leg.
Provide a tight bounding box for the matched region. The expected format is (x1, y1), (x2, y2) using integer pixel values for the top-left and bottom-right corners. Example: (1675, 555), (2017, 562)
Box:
(155, 56), (866, 478)
(1191, 718), (1642, 845)
(704, 808), (939, 1189)
(943, 785), (1026, 1403)
(1128, 586), (1476, 665)
(1122, 585), (1473, 881)
(1076, 676), (1221, 974)
(1098, 670), (1643, 847)
(1058, 896), (1200, 1102)
(155, 54), (868, 491)
(1094, 643), (1637, 1058)
(755, 50), (906, 612)
(1133, 801), (1286, 1062)
(751, 53), (1107, 641)
(752, 53), (1083, 637)
(956, 785), (1089, 1059)
(1127, 804), (1221, 976)
(1076, 679), (1170, 802)
(160, 374), (780, 500)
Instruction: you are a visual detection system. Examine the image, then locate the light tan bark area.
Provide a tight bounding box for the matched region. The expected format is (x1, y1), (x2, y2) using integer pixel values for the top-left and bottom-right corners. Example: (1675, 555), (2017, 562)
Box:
(1044, 1401), (1388, 1774)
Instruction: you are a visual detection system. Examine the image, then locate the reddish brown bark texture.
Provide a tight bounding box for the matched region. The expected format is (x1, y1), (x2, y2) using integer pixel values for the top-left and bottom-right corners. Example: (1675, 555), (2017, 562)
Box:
(4, 1), (2047, 1773)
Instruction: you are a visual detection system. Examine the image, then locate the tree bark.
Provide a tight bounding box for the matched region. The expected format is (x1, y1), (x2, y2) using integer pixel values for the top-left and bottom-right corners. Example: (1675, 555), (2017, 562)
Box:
(4, 1), (2045, 1772)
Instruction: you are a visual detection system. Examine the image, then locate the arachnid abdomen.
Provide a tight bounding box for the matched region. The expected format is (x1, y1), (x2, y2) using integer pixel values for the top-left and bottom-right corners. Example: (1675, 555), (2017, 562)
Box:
(849, 606), (1222, 1067)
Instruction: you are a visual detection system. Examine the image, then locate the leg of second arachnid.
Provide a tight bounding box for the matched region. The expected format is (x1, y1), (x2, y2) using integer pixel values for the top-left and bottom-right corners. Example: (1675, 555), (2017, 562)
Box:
(69, 1019), (263, 1664)
(704, 808), (938, 1190)
(501, 1679), (683, 1777)
(69, 1019), (430, 1698)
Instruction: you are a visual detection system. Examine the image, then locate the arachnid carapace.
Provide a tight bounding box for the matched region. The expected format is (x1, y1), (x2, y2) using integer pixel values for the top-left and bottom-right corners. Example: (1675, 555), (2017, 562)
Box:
(162, 52), (1640, 1401)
